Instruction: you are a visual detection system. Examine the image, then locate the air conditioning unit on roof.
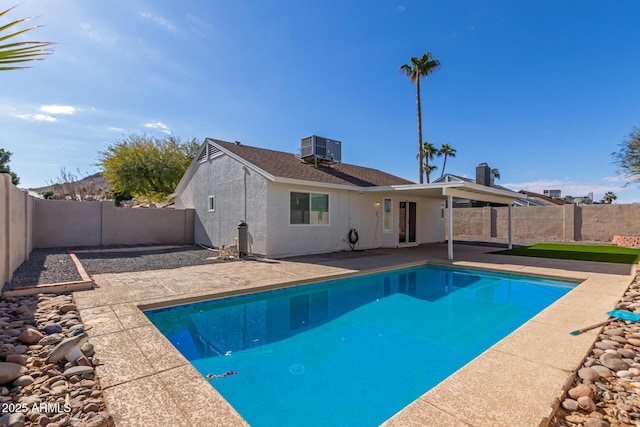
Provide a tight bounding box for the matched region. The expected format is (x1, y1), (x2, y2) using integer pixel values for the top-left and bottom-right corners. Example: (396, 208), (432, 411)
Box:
(300, 135), (341, 163)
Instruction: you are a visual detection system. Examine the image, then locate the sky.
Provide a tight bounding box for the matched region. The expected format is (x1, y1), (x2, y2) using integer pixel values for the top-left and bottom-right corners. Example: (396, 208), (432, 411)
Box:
(2, 0), (640, 202)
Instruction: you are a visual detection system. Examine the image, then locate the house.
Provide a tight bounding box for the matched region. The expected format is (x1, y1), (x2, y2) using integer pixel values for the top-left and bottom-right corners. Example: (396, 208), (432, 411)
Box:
(434, 165), (569, 207)
(174, 137), (523, 259)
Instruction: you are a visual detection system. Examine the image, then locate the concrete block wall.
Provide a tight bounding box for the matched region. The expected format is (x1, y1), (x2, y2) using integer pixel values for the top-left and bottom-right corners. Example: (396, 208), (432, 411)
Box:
(34, 200), (195, 248)
(1, 174), (34, 288)
(454, 204), (640, 243)
(2, 182), (195, 289)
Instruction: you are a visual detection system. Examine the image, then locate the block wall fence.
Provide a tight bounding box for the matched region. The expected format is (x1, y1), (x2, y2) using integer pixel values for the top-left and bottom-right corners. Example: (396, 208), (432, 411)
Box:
(451, 204), (640, 243)
(1, 174), (194, 289)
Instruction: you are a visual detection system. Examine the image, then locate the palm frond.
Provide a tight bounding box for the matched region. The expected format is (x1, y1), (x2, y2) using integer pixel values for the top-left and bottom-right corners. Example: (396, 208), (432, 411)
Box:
(0, 6), (53, 70)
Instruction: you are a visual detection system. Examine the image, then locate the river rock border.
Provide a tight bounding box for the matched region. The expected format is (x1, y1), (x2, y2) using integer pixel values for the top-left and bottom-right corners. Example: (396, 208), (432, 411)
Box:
(550, 274), (640, 427)
(0, 293), (113, 427)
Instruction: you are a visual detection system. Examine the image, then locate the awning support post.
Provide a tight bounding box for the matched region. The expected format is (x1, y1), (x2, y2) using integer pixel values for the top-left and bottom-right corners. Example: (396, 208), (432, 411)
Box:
(508, 203), (513, 249)
(448, 195), (454, 260)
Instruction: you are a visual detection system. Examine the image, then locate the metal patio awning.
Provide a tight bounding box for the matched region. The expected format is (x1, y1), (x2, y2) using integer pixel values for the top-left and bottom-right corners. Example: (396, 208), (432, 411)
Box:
(365, 181), (521, 259)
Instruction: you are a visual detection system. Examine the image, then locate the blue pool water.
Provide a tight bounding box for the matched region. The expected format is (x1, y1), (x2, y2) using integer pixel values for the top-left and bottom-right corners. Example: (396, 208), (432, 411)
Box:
(145, 265), (577, 426)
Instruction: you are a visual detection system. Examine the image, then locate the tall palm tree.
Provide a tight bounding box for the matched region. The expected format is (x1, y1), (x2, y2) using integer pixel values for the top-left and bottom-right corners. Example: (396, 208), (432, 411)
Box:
(419, 141), (440, 183)
(400, 52), (441, 184)
(0, 6), (53, 71)
(438, 143), (456, 177)
(423, 164), (438, 183)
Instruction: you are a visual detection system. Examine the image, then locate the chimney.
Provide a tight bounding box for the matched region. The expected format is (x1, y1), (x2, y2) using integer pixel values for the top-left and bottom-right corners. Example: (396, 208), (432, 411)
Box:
(476, 163), (491, 186)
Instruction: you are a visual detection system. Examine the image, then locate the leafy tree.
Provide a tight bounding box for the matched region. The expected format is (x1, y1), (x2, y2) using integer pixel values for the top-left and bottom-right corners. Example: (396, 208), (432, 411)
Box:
(0, 5), (53, 70)
(602, 191), (617, 204)
(491, 168), (501, 181)
(98, 134), (200, 203)
(400, 52), (441, 184)
(438, 143), (456, 177)
(612, 127), (640, 185)
(0, 148), (19, 185)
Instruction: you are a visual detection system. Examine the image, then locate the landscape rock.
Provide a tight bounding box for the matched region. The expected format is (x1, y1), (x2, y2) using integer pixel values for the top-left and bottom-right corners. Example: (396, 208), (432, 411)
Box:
(0, 293), (111, 426)
(0, 362), (28, 386)
(43, 323), (63, 335)
(17, 328), (44, 345)
(47, 333), (89, 364)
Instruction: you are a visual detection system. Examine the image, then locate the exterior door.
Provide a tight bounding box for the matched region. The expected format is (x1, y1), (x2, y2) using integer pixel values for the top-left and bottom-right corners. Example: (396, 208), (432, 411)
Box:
(398, 201), (417, 245)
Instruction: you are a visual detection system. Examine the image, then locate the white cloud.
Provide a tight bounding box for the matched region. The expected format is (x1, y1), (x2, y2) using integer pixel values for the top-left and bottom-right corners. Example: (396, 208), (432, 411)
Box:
(144, 121), (171, 135)
(140, 12), (177, 32)
(79, 22), (119, 46)
(15, 113), (57, 122)
(108, 127), (124, 132)
(40, 105), (77, 115)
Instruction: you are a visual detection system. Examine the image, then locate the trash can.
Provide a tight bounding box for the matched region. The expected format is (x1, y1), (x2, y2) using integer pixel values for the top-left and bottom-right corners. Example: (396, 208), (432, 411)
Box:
(238, 221), (248, 258)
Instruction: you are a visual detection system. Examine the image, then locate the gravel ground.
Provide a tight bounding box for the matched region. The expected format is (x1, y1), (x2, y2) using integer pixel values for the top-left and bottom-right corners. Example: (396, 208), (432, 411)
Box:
(6, 246), (220, 289)
(75, 245), (217, 275)
(6, 249), (81, 289)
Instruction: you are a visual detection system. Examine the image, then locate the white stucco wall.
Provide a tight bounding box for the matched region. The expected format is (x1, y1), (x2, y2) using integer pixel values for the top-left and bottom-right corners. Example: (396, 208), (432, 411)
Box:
(265, 184), (446, 258)
(377, 196), (446, 247)
(177, 154), (268, 254)
(176, 155), (448, 258)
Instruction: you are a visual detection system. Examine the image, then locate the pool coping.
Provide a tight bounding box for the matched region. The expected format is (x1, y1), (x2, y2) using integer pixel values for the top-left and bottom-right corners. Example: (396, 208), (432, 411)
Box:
(72, 244), (635, 426)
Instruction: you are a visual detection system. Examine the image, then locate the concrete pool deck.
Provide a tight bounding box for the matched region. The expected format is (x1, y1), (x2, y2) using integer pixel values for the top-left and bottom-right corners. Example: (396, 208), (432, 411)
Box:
(71, 243), (636, 426)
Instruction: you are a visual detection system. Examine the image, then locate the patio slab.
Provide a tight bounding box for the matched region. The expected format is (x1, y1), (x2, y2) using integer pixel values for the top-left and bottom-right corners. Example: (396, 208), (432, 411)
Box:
(73, 243), (635, 426)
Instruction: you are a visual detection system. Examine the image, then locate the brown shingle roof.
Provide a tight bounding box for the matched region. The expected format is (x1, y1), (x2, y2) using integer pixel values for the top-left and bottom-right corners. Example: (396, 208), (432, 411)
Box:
(210, 139), (414, 187)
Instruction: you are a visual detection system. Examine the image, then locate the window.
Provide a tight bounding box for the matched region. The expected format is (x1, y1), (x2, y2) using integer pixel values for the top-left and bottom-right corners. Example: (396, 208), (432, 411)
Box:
(208, 195), (215, 212)
(383, 198), (392, 232)
(290, 192), (329, 225)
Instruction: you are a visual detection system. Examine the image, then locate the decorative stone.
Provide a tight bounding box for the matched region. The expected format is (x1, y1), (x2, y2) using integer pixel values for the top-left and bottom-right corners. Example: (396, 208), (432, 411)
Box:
(585, 418), (610, 427)
(578, 367), (600, 381)
(76, 412), (115, 427)
(0, 362), (28, 386)
(578, 395), (597, 412)
(600, 352), (630, 371)
(17, 328), (45, 345)
(569, 383), (594, 400)
(62, 366), (94, 378)
(13, 375), (34, 387)
(562, 398), (579, 411)
(58, 303), (77, 313)
(47, 333), (89, 364)
(42, 323), (63, 335)
(76, 356), (91, 367)
(591, 365), (613, 377)
(39, 333), (64, 346)
(5, 354), (27, 366)
(81, 342), (94, 357)
(7, 412), (25, 427)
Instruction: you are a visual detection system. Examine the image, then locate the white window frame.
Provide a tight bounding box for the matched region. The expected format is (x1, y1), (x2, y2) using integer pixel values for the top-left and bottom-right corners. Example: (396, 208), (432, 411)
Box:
(208, 195), (216, 212)
(382, 198), (392, 233)
(289, 191), (330, 226)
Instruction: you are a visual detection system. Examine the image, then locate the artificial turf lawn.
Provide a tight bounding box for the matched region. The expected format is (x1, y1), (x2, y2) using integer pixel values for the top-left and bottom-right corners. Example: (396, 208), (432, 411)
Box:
(492, 243), (640, 264)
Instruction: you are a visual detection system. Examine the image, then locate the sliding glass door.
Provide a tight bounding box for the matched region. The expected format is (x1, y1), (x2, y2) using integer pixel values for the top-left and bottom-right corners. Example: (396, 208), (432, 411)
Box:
(398, 201), (417, 245)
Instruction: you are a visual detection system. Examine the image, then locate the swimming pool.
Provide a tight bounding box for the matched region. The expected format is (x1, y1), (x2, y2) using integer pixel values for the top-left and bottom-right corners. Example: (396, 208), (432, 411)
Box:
(145, 264), (578, 426)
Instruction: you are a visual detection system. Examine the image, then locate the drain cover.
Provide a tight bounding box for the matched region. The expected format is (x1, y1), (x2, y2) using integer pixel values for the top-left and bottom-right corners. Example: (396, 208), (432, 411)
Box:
(289, 364), (305, 375)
